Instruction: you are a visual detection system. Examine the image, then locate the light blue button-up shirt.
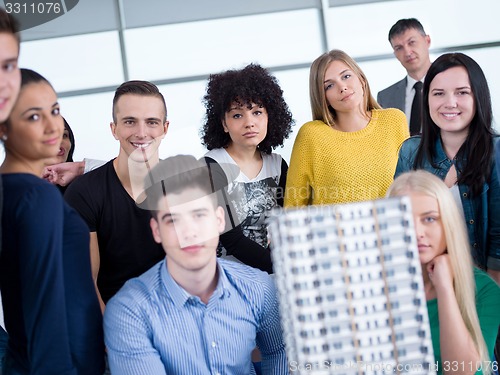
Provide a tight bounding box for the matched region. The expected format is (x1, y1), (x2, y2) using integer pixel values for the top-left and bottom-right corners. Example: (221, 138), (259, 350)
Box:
(104, 258), (288, 374)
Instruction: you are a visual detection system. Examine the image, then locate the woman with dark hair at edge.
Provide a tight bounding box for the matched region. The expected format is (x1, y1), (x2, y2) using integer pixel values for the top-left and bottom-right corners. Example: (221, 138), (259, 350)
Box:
(0, 68), (104, 374)
(44, 117), (76, 193)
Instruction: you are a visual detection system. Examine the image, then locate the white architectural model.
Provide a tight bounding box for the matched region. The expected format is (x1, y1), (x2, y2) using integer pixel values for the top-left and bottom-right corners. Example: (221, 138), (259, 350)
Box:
(268, 197), (436, 374)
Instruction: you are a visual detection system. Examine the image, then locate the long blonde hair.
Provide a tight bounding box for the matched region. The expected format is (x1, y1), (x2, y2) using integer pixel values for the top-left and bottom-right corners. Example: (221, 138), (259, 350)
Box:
(309, 49), (380, 127)
(387, 170), (490, 373)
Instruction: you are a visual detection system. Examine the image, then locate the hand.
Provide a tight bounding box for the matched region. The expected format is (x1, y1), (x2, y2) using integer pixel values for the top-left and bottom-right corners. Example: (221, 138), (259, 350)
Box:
(426, 253), (454, 294)
(43, 161), (85, 186)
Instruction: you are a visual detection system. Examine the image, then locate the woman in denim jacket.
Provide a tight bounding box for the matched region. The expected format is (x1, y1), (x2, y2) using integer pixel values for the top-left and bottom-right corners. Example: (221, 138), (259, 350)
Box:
(395, 52), (500, 285)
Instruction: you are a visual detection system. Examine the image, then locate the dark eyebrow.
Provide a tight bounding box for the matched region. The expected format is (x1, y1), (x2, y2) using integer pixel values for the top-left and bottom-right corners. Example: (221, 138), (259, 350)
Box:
(21, 101), (59, 117)
(160, 212), (174, 221)
(121, 116), (162, 122)
(121, 116), (137, 121)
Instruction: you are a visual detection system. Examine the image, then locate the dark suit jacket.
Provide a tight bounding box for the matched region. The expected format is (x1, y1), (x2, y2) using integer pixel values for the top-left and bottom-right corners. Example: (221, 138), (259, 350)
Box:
(377, 77), (407, 113)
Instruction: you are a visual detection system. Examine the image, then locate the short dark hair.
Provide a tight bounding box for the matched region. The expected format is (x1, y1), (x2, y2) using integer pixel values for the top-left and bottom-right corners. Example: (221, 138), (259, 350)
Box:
(112, 80), (167, 123)
(201, 63), (294, 154)
(139, 155), (219, 218)
(0, 8), (20, 45)
(388, 18), (426, 42)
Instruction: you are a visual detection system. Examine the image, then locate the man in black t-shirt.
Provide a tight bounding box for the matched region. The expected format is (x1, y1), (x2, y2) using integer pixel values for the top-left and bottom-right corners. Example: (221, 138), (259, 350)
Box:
(65, 80), (169, 310)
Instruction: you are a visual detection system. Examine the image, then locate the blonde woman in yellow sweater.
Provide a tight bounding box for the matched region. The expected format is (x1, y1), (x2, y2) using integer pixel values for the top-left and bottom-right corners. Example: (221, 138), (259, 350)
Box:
(285, 49), (409, 206)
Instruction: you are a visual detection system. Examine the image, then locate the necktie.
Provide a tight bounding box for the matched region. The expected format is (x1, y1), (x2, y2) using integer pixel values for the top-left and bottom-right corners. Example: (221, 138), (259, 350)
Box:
(410, 81), (423, 136)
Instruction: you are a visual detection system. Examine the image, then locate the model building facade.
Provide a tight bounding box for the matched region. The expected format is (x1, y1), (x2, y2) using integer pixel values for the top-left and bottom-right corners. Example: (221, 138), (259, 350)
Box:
(268, 197), (436, 375)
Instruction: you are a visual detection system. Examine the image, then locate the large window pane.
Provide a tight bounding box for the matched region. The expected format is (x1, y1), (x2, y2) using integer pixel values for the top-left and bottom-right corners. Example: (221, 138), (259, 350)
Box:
(325, 0), (500, 57)
(273, 68), (311, 164)
(125, 9), (323, 81)
(20, 0), (118, 42)
(360, 52), (441, 102)
(157, 81), (208, 159)
(19, 32), (124, 92)
(123, 0), (319, 28)
(59, 92), (116, 162)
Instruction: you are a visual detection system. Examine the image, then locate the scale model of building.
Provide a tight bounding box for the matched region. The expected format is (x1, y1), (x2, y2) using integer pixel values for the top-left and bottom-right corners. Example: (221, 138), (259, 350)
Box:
(268, 196), (436, 375)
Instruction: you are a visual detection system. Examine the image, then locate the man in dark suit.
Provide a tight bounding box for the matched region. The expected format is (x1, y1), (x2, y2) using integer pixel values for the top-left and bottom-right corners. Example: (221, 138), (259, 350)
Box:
(377, 18), (432, 135)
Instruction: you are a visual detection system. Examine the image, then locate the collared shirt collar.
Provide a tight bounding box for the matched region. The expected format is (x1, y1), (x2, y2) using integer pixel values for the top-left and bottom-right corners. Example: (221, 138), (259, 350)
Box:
(160, 259), (231, 310)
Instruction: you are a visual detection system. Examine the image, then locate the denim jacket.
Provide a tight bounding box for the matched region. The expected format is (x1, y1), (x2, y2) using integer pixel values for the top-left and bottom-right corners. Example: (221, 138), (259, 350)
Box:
(395, 136), (500, 271)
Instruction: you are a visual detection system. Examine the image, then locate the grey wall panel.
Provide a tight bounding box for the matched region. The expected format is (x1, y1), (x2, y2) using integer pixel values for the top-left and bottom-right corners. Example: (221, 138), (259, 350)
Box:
(330, 0), (400, 5)
(17, 0), (119, 41)
(122, 0), (320, 29)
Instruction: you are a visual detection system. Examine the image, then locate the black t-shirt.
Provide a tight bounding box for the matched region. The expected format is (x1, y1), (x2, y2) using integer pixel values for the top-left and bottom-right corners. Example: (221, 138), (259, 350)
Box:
(64, 160), (164, 303)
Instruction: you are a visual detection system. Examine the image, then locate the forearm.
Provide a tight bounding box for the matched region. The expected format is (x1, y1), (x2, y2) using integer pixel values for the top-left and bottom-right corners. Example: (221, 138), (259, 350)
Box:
(437, 289), (480, 374)
(89, 233), (106, 313)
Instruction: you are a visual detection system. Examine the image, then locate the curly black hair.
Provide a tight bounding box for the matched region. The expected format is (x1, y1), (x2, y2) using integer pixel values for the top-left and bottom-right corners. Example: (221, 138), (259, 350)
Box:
(201, 63), (294, 154)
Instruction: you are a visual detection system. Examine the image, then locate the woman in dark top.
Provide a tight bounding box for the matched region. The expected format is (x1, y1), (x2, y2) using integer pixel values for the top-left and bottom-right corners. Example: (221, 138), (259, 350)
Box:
(0, 68), (104, 374)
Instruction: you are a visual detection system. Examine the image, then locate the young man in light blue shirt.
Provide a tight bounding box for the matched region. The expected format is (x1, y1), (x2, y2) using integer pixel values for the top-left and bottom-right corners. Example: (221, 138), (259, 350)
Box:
(103, 155), (288, 375)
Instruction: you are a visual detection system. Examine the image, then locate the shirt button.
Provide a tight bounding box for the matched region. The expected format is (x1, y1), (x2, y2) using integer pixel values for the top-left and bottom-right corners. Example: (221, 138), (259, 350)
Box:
(462, 192), (468, 198)
(473, 243), (478, 248)
(469, 219), (474, 224)
(211, 341), (217, 348)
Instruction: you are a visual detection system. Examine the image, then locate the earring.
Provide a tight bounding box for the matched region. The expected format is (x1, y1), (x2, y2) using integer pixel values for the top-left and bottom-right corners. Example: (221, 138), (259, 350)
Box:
(1, 134), (7, 141)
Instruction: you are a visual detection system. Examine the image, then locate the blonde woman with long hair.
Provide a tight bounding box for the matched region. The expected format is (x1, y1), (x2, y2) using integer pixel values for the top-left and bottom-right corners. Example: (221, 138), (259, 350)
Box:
(285, 49), (409, 206)
(388, 170), (500, 375)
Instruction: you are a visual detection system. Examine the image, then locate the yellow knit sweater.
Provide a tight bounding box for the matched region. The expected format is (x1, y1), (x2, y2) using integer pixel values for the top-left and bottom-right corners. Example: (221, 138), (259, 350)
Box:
(284, 108), (409, 207)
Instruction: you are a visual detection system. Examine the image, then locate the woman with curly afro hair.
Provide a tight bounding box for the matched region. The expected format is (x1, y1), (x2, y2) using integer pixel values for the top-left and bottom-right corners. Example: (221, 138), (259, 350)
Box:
(200, 63), (294, 274)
